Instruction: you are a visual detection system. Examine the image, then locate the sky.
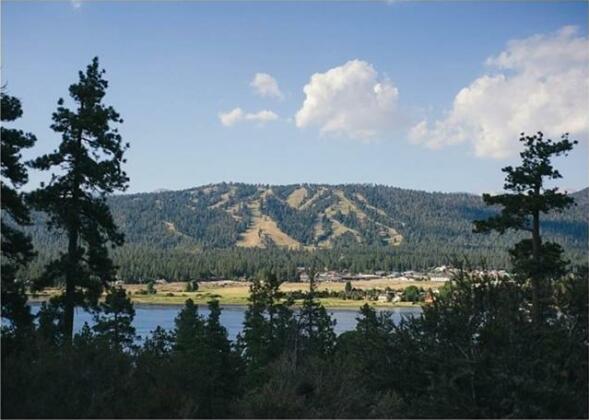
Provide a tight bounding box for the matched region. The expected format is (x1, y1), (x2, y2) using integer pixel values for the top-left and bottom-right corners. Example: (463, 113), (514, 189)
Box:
(2, 1), (588, 195)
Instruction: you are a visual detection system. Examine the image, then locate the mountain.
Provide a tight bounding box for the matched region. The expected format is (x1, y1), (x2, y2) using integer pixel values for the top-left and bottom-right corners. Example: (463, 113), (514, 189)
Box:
(23, 183), (588, 282)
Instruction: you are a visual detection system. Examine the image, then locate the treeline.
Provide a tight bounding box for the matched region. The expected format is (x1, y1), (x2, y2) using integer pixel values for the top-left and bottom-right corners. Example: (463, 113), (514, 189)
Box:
(19, 244), (516, 284)
(19, 241), (587, 284)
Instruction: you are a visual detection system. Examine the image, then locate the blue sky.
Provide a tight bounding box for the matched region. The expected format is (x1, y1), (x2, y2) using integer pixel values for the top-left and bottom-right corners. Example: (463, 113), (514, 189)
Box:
(2, 1), (588, 194)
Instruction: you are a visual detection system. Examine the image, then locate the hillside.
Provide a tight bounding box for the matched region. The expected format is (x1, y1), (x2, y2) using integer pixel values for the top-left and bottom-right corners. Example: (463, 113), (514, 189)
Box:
(23, 183), (588, 282)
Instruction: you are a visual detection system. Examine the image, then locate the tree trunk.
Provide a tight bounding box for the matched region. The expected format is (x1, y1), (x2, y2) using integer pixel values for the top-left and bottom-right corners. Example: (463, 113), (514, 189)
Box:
(64, 126), (83, 341)
(531, 207), (542, 325)
(64, 225), (78, 341)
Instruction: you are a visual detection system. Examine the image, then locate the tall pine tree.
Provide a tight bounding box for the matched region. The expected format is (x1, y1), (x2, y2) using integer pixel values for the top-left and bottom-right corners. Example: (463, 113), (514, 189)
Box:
(92, 286), (136, 350)
(474, 132), (577, 324)
(296, 265), (336, 358)
(1, 92), (37, 334)
(30, 57), (129, 340)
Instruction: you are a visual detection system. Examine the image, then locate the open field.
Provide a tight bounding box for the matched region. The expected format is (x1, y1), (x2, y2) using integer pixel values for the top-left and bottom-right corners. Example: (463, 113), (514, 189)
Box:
(29, 278), (444, 309)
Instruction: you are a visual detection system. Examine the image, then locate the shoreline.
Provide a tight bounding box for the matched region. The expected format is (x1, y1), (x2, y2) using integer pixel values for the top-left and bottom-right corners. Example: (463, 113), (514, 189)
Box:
(27, 278), (437, 310)
(27, 294), (424, 311)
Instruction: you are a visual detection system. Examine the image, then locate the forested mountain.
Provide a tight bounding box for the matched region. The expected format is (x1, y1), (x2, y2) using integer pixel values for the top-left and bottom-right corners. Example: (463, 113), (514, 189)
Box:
(22, 183), (588, 282)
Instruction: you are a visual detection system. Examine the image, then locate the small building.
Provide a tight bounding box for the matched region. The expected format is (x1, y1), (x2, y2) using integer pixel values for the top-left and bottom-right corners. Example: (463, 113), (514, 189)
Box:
(317, 271), (342, 282)
(377, 294), (390, 303)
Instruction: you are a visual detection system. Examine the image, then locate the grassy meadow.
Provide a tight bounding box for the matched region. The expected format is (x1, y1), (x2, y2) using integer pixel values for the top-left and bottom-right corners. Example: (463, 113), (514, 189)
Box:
(30, 278), (442, 309)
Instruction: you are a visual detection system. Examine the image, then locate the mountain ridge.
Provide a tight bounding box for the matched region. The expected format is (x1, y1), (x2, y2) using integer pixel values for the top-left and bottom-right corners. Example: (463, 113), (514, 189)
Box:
(140, 182), (588, 198)
(21, 182), (588, 282)
(29, 182), (587, 251)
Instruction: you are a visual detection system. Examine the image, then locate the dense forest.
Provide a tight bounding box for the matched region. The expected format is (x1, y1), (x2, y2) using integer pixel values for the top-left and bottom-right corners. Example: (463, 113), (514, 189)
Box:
(19, 183), (589, 283)
(4, 266), (588, 419)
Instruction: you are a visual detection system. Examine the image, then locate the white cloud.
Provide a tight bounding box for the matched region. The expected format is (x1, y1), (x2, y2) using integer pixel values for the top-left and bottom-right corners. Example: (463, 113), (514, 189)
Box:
(70, 0), (82, 9)
(295, 60), (400, 141)
(250, 73), (284, 99)
(219, 108), (244, 126)
(410, 26), (589, 159)
(218, 107), (279, 127)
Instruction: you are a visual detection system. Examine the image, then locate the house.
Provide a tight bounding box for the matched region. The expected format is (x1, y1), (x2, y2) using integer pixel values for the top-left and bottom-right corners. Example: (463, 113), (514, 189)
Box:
(155, 278), (168, 285)
(433, 265), (449, 273)
(357, 273), (379, 279)
(377, 294), (390, 303)
(317, 271), (342, 282)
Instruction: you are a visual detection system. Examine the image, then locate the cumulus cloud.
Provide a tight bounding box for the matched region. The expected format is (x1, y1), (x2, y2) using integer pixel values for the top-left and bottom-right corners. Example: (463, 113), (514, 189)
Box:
(250, 73), (284, 99)
(295, 60), (400, 141)
(218, 107), (279, 126)
(410, 26), (589, 159)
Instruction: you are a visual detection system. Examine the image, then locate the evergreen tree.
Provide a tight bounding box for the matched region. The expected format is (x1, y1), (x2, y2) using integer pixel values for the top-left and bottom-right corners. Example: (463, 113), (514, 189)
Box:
(92, 286), (136, 350)
(474, 132), (577, 324)
(239, 270), (295, 381)
(1, 92), (37, 334)
(296, 267), (336, 357)
(173, 298), (205, 351)
(335, 304), (397, 396)
(344, 280), (353, 295)
(36, 297), (66, 347)
(29, 57), (129, 340)
(185, 279), (198, 292)
(201, 300), (243, 417)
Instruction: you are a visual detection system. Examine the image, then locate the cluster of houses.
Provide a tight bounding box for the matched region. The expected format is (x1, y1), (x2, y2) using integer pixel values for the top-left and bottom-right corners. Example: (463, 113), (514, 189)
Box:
(297, 265), (511, 284)
(371, 288), (437, 304)
(297, 267), (451, 283)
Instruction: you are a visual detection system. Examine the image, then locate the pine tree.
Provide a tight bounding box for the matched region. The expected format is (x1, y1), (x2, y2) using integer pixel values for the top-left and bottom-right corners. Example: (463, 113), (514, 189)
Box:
(37, 297), (66, 346)
(200, 300), (243, 417)
(296, 267), (336, 357)
(344, 280), (353, 295)
(1, 92), (37, 334)
(93, 286), (136, 349)
(474, 132), (577, 324)
(239, 270), (295, 380)
(30, 57), (129, 340)
(174, 298), (205, 351)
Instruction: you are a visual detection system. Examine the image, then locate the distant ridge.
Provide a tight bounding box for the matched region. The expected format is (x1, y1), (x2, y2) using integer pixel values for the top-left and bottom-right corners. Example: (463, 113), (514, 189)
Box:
(27, 182), (588, 253)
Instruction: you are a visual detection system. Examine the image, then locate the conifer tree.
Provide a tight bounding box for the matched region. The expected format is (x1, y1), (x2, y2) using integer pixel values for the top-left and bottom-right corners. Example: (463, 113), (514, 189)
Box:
(1, 92), (37, 334)
(30, 57), (129, 340)
(297, 267), (336, 357)
(174, 298), (205, 351)
(37, 298), (66, 346)
(93, 286), (136, 349)
(474, 132), (577, 324)
(239, 270), (295, 379)
(201, 300), (243, 417)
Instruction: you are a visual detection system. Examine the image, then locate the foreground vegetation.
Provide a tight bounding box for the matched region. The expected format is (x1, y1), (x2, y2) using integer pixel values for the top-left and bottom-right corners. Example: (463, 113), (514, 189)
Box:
(4, 265), (587, 418)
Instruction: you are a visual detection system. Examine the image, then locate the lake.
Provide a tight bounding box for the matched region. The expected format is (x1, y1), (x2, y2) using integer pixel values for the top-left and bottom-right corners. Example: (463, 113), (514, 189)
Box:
(28, 303), (422, 341)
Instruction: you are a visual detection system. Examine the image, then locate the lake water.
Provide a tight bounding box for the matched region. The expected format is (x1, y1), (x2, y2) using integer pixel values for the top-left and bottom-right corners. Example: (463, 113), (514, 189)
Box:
(28, 303), (422, 341)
